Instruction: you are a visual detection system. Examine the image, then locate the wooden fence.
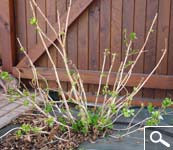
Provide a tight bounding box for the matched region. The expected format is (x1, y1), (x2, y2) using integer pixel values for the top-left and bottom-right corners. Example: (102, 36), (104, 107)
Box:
(0, 0), (173, 105)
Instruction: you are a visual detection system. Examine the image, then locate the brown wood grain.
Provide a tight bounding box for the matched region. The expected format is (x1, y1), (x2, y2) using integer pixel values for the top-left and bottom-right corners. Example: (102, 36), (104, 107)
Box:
(46, 0), (57, 89)
(67, 19), (78, 91)
(16, 0), (94, 68)
(13, 67), (173, 90)
(78, 10), (89, 92)
(1, 0), (173, 104)
(121, 0), (135, 97)
(26, 0), (37, 50)
(85, 93), (165, 107)
(100, 0), (111, 70)
(133, 0), (146, 97)
(56, 0), (68, 91)
(88, 0), (100, 94)
(15, 0), (27, 61)
(122, 0), (134, 67)
(0, 0), (16, 72)
(155, 0), (171, 99)
(57, 0), (67, 69)
(35, 0), (47, 68)
(143, 0), (158, 99)
(167, 0), (173, 99)
(111, 0), (122, 72)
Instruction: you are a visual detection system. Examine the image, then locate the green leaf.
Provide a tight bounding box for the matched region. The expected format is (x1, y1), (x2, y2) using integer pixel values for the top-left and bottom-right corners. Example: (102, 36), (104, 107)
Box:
(23, 99), (29, 106)
(102, 85), (109, 95)
(147, 103), (154, 113)
(0, 71), (9, 80)
(44, 103), (53, 113)
(69, 69), (75, 76)
(125, 61), (134, 68)
(15, 130), (22, 138)
(29, 17), (37, 25)
(151, 111), (160, 119)
(129, 32), (137, 40)
(20, 47), (25, 52)
(21, 124), (31, 134)
(162, 98), (173, 109)
(45, 117), (54, 127)
(108, 103), (117, 114)
(100, 73), (106, 78)
(31, 127), (41, 133)
(122, 108), (135, 118)
(88, 112), (99, 126)
(146, 119), (158, 126)
(59, 31), (65, 36)
(150, 29), (154, 33)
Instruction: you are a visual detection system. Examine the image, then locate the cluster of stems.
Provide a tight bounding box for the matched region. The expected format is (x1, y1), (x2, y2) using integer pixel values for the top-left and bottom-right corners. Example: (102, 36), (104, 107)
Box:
(1, 0), (168, 142)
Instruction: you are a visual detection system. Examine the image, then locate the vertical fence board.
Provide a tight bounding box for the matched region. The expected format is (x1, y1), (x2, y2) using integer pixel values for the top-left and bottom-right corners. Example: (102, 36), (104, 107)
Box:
(67, 20), (78, 90)
(56, 0), (68, 91)
(15, 0), (27, 61)
(111, 0), (122, 72)
(89, 0), (100, 93)
(133, 0), (146, 97)
(121, 0), (135, 95)
(78, 10), (89, 92)
(122, 0), (134, 66)
(35, 0), (47, 67)
(167, 0), (173, 99)
(0, 0), (15, 72)
(155, 0), (171, 99)
(26, 0), (37, 51)
(46, 0), (57, 88)
(143, 0), (158, 99)
(100, 0), (111, 70)
(67, 23), (78, 67)
(57, 0), (67, 68)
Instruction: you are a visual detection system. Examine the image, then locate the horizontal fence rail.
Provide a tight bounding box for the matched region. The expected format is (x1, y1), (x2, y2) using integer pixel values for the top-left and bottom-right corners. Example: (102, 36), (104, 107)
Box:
(13, 67), (173, 90)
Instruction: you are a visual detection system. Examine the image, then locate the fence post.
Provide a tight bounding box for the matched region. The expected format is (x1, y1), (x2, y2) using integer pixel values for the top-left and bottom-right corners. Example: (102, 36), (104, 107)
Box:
(0, 0), (15, 72)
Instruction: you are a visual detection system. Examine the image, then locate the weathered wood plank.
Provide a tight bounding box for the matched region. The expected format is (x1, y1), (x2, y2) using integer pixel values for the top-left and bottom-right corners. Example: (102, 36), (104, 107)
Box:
(121, 0), (135, 98)
(0, 102), (21, 117)
(13, 67), (173, 90)
(0, 104), (30, 129)
(56, 0), (68, 91)
(0, 0), (15, 72)
(67, 19), (78, 90)
(15, 0), (27, 61)
(0, 99), (9, 109)
(0, 95), (41, 129)
(143, 0), (158, 99)
(167, 0), (173, 99)
(85, 93), (165, 107)
(89, 0), (100, 93)
(100, 0), (111, 70)
(111, 0), (122, 71)
(26, 0), (37, 50)
(35, 0), (47, 68)
(46, 0), (57, 88)
(16, 0), (94, 68)
(133, 0), (146, 97)
(78, 10), (89, 92)
(155, 0), (171, 99)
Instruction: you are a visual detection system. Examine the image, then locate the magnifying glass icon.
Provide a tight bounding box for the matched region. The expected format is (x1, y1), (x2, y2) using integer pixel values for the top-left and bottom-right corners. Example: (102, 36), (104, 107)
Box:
(150, 131), (170, 147)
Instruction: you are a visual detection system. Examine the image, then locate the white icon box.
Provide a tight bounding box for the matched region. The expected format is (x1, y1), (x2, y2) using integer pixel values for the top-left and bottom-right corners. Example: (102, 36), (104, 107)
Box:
(144, 126), (173, 150)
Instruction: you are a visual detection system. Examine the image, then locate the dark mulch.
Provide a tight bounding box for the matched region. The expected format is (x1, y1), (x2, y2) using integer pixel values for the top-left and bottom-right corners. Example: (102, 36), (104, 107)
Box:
(0, 109), (103, 150)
